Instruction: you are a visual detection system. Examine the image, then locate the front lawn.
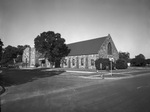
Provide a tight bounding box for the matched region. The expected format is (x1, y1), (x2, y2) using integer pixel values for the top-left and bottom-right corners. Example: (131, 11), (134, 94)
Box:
(1, 68), (99, 98)
(1, 68), (65, 87)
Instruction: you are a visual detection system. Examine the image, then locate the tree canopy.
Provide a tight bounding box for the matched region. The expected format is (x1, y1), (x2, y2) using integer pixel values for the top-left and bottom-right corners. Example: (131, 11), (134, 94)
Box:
(1, 45), (30, 66)
(119, 52), (130, 62)
(0, 39), (4, 62)
(15, 45), (30, 62)
(34, 31), (70, 67)
(130, 53), (146, 67)
(1, 45), (18, 65)
(17, 45), (30, 56)
(135, 54), (145, 59)
(146, 59), (150, 65)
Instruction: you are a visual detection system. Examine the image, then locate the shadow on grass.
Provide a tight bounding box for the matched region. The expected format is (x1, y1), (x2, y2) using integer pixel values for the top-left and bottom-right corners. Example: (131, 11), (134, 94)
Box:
(1, 68), (65, 87)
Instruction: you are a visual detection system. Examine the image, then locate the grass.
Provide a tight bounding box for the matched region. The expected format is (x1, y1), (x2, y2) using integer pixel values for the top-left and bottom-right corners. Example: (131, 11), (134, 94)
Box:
(1, 68), (100, 97)
(1, 68), (65, 87)
(1, 67), (149, 85)
(1, 67), (150, 95)
(1, 67), (150, 112)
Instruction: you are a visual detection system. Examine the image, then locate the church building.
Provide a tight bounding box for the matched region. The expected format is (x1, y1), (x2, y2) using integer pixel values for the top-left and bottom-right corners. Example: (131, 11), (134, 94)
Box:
(62, 34), (119, 69)
(22, 34), (119, 69)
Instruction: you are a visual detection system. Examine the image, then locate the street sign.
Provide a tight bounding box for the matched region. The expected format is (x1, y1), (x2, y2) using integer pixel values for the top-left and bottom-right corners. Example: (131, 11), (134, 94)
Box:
(109, 58), (114, 62)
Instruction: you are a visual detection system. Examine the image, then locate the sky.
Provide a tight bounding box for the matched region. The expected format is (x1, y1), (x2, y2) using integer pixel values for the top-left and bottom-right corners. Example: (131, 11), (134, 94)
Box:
(0, 0), (150, 58)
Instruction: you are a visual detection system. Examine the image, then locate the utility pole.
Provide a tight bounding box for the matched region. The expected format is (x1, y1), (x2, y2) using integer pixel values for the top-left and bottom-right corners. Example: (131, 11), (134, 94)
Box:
(109, 58), (114, 76)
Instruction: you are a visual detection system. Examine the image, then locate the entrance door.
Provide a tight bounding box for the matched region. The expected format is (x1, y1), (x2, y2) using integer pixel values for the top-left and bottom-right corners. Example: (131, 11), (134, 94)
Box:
(41, 60), (45, 67)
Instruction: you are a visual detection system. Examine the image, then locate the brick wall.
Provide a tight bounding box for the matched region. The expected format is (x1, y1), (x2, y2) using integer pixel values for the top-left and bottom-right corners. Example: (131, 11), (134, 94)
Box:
(63, 54), (99, 69)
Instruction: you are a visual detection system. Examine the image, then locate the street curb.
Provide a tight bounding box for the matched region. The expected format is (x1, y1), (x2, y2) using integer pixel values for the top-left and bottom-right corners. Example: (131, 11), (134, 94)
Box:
(78, 75), (133, 80)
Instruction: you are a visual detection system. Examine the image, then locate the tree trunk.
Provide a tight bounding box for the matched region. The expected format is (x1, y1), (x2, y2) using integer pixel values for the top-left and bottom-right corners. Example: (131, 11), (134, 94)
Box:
(55, 60), (60, 68)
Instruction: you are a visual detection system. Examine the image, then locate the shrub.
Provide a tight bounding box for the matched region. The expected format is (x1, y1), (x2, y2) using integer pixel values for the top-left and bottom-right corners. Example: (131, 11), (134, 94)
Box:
(116, 59), (128, 69)
(95, 58), (115, 70)
(130, 58), (146, 67)
(35, 63), (40, 67)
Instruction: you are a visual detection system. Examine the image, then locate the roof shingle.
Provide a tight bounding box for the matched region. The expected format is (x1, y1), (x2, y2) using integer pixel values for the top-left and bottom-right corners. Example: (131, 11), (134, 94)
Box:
(67, 36), (108, 56)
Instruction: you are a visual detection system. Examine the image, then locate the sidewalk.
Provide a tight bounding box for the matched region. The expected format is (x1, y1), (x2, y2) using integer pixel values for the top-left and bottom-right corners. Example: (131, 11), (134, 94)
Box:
(42, 67), (150, 79)
(46, 68), (133, 79)
(74, 72), (132, 79)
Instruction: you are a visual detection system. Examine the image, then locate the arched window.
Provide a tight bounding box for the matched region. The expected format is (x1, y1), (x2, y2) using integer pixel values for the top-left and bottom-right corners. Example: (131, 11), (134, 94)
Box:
(108, 42), (112, 55)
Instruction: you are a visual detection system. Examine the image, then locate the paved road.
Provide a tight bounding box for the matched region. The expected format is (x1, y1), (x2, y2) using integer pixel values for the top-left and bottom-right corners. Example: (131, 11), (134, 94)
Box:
(1, 70), (150, 112)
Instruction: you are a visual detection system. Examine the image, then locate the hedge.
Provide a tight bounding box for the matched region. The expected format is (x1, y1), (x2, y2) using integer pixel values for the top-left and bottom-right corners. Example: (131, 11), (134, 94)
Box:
(130, 58), (146, 67)
(116, 59), (128, 69)
(95, 58), (115, 70)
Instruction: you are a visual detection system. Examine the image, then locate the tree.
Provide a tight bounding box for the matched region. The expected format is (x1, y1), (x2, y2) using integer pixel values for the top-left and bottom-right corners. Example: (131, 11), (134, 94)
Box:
(130, 54), (146, 67)
(17, 45), (27, 55)
(0, 39), (4, 62)
(34, 31), (70, 68)
(146, 59), (150, 65)
(135, 54), (145, 59)
(1, 45), (18, 66)
(119, 52), (130, 62)
(15, 45), (30, 62)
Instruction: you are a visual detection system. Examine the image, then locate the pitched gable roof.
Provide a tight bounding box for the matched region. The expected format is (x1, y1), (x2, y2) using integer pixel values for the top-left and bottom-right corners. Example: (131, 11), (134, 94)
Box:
(67, 36), (108, 56)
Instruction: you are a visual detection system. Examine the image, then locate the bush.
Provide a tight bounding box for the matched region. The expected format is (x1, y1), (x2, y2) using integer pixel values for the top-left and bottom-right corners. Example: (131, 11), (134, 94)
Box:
(130, 58), (146, 67)
(95, 58), (115, 70)
(116, 59), (128, 69)
(35, 63), (40, 68)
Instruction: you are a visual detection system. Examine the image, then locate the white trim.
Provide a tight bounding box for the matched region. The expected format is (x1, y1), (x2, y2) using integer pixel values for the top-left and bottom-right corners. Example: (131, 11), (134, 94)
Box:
(66, 70), (95, 74)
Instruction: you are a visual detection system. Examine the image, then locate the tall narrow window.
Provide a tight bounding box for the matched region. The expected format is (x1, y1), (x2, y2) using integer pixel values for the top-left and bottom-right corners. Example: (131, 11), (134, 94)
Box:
(72, 58), (75, 66)
(81, 58), (84, 66)
(108, 42), (112, 55)
(91, 59), (95, 66)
